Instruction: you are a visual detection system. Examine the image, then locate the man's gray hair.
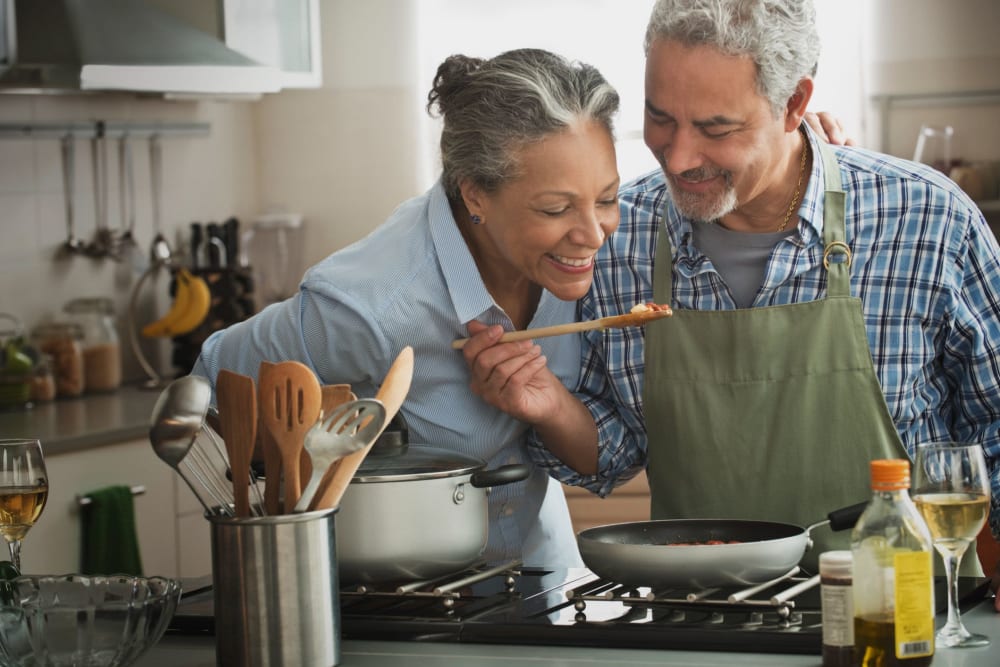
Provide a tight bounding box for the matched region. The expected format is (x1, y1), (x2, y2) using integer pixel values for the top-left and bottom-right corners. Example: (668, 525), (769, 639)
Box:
(428, 48), (620, 200)
(644, 0), (820, 116)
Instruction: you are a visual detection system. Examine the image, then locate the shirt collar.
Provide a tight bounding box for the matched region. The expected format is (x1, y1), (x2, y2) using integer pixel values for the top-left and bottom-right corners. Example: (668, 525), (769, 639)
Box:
(427, 179), (498, 324)
(797, 121), (828, 245)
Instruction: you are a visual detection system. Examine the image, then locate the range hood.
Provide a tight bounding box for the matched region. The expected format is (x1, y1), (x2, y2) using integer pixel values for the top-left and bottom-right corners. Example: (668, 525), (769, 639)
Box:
(0, 0), (283, 95)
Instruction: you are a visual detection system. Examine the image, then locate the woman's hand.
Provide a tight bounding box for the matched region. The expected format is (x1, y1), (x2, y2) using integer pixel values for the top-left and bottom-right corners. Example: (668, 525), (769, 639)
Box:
(804, 111), (856, 146)
(459, 320), (564, 424)
(459, 320), (601, 473)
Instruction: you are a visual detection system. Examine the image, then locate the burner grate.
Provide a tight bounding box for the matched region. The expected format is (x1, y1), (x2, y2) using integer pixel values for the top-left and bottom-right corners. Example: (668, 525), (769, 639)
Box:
(567, 567), (821, 620)
(340, 560), (524, 622)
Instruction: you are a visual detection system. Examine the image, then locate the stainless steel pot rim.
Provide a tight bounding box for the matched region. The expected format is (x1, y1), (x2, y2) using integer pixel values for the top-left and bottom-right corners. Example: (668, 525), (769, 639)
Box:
(354, 444), (484, 483)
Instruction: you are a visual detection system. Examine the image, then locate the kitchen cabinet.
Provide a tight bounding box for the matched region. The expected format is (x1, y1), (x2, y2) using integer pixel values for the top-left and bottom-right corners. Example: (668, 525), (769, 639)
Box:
(222, 0), (322, 89)
(137, 0), (322, 92)
(25, 437), (178, 578)
(562, 472), (650, 533)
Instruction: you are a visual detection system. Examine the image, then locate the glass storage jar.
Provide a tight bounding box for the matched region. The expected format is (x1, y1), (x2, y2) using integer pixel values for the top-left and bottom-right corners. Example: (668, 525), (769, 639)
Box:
(0, 313), (32, 410)
(64, 297), (122, 392)
(31, 322), (85, 398)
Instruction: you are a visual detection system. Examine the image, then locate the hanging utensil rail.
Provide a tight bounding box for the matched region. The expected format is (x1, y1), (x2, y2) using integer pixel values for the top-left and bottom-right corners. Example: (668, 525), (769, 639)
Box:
(0, 121), (210, 140)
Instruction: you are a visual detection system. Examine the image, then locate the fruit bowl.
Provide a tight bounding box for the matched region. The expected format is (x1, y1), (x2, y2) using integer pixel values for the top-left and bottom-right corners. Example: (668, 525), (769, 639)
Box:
(0, 574), (181, 667)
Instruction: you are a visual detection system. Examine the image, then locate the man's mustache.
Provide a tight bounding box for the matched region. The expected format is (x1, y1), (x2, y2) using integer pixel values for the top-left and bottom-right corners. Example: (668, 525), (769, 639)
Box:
(670, 165), (730, 183)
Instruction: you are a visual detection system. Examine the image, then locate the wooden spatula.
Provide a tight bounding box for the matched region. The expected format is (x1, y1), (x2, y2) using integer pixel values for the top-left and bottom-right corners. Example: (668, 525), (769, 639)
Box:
(259, 360), (322, 513)
(257, 361), (282, 515)
(311, 346), (413, 510)
(216, 369), (257, 517)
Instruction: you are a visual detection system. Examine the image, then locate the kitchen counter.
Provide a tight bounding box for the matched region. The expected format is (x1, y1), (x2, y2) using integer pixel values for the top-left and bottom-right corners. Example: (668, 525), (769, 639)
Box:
(0, 383), (162, 454)
(138, 601), (1000, 666)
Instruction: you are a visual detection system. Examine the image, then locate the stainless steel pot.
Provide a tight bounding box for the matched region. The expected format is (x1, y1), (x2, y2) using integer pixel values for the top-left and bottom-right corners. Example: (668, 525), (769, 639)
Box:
(335, 443), (530, 583)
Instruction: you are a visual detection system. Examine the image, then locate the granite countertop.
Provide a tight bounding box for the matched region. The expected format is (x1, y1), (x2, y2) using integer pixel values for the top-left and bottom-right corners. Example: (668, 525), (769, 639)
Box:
(138, 602), (1000, 667)
(0, 383), (164, 455)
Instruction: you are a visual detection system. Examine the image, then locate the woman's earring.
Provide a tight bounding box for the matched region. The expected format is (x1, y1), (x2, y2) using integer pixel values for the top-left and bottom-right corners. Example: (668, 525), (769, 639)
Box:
(470, 214), (483, 225)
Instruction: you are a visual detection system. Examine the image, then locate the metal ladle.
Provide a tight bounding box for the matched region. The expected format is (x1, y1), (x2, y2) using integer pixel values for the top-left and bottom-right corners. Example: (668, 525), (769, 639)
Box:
(148, 135), (172, 267)
(149, 375), (235, 516)
(60, 135), (86, 254)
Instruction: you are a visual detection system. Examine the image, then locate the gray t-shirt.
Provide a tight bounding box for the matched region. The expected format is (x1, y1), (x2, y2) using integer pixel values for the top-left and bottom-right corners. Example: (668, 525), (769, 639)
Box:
(692, 222), (796, 308)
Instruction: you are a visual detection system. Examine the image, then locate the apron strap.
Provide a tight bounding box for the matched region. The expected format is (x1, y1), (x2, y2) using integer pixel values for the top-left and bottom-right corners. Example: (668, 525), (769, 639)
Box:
(817, 140), (851, 298)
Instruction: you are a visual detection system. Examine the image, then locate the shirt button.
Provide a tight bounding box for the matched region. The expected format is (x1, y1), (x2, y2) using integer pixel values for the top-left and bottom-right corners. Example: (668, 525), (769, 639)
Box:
(504, 507), (514, 517)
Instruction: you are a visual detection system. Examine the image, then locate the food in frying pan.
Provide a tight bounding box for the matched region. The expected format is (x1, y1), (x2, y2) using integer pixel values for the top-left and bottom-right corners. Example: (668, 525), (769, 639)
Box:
(664, 539), (743, 546)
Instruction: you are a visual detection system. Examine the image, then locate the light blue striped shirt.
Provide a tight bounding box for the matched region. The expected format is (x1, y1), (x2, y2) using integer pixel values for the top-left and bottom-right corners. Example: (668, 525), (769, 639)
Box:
(194, 180), (583, 567)
(528, 124), (1000, 539)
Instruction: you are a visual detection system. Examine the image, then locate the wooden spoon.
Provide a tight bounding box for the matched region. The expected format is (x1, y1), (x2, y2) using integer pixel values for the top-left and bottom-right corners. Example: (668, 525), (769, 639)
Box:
(301, 384), (355, 485)
(311, 346), (413, 510)
(259, 360), (322, 513)
(216, 369), (257, 517)
(450, 308), (672, 349)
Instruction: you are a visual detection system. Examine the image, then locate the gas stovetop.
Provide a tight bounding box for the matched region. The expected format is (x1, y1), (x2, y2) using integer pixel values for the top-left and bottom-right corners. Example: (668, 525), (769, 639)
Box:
(169, 562), (992, 656)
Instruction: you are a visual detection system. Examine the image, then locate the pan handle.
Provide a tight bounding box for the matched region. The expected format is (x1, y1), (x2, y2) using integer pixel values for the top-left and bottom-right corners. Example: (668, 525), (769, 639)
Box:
(827, 502), (868, 532)
(470, 464), (531, 489)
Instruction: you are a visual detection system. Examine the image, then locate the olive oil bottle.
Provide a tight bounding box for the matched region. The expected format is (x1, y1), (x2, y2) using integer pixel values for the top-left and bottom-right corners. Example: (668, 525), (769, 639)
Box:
(851, 459), (935, 666)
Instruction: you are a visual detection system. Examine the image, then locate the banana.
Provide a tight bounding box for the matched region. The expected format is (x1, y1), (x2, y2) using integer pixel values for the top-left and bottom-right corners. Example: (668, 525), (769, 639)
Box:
(165, 271), (212, 335)
(141, 268), (212, 338)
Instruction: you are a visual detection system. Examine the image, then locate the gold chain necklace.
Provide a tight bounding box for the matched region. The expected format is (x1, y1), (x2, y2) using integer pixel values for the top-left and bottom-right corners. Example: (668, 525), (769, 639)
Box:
(776, 134), (809, 232)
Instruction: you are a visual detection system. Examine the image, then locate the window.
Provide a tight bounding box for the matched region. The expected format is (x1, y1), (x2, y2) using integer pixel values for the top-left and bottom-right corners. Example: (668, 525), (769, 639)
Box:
(415, 0), (865, 188)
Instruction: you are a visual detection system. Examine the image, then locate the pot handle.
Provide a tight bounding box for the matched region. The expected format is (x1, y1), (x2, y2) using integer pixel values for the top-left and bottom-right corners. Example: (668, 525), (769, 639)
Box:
(470, 464), (531, 489)
(827, 501), (868, 532)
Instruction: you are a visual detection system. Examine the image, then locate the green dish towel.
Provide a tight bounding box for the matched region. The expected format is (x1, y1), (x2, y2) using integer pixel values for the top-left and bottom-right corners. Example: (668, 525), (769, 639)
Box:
(80, 485), (143, 576)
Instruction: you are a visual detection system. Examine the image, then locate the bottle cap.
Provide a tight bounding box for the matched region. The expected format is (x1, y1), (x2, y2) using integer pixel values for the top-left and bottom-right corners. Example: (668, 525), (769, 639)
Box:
(870, 458), (910, 491)
(818, 550), (853, 578)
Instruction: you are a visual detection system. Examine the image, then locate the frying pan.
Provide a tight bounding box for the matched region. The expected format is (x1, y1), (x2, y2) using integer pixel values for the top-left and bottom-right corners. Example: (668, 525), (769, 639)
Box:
(577, 502), (866, 589)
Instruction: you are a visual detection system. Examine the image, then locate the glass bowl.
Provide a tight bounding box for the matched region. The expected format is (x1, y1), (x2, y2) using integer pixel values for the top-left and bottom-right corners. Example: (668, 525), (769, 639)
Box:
(0, 574), (181, 667)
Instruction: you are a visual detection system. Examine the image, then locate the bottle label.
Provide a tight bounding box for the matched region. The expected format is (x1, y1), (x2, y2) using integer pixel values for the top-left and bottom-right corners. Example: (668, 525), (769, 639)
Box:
(821, 583), (854, 647)
(893, 550), (934, 658)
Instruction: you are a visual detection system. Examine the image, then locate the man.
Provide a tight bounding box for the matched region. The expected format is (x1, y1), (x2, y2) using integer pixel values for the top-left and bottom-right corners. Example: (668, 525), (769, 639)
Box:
(502, 0), (1000, 594)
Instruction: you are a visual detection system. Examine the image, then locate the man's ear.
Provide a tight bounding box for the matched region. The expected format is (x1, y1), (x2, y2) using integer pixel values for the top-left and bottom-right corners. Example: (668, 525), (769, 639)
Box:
(784, 78), (814, 132)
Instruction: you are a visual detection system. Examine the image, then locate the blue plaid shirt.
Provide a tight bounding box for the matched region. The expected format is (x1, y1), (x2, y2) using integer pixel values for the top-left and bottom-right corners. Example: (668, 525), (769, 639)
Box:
(528, 125), (1000, 539)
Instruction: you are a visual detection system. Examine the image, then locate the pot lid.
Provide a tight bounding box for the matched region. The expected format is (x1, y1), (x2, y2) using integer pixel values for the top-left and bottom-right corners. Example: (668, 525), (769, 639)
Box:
(354, 444), (484, 482)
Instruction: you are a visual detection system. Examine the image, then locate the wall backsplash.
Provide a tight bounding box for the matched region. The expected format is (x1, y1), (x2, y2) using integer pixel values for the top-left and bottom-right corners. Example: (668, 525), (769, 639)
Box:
(0, 95), (259, 383)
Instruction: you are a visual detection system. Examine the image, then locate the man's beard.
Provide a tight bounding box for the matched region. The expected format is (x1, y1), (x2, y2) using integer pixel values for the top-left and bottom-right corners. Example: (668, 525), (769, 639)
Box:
(664, 165), (738, 223)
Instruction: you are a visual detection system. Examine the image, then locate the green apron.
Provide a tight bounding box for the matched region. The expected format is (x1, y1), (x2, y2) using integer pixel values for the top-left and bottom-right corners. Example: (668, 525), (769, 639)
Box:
(644, 140), (908, 572)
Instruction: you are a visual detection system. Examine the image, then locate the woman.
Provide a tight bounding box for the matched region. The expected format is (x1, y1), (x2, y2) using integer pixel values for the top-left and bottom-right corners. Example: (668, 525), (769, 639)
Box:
(193, 48), (622, 567)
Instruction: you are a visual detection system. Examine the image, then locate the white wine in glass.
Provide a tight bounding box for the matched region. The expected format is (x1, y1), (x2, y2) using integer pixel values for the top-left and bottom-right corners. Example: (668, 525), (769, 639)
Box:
(912, 442), (990, 649)
(0, 439), (48, 572)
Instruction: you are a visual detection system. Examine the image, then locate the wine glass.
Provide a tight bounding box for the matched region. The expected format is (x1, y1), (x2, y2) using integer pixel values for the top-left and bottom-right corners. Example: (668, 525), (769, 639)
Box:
(912, 442), (991, 648)
(0, 439), (49, 571)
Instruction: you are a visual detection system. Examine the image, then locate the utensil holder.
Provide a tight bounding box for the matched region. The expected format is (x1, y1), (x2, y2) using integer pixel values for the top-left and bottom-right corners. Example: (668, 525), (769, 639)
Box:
(208, 508), (340, 667)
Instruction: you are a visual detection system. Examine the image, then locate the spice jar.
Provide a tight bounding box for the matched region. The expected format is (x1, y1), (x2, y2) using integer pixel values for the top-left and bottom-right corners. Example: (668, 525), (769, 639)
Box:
(819, 550), (853, 667)
(31, 322), (85, 398)
(28, 353), (56, 403)
(64, 297), (122, 392)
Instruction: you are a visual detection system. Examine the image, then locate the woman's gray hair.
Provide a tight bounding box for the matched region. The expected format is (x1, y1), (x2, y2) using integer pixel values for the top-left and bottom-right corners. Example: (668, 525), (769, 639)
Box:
(644, 0), (820, 116)
(427, 48), (620, 200)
